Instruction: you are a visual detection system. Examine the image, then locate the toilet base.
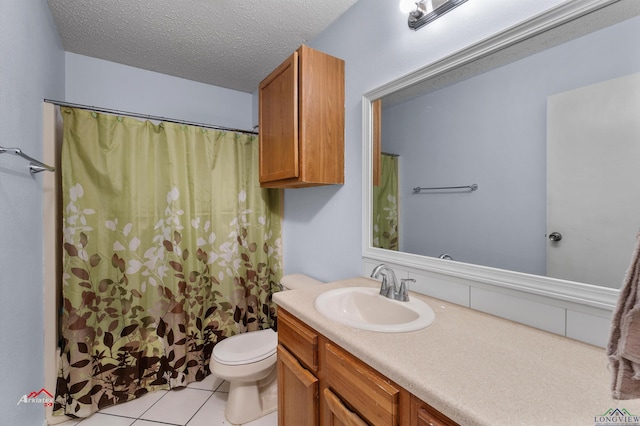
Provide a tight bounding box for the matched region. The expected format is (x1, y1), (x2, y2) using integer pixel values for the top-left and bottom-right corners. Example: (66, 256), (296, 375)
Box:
(224, 366), (277, 425)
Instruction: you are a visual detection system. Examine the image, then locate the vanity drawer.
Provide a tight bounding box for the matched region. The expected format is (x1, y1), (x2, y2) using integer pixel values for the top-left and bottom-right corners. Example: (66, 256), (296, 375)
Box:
(324, 342), (401, 425)
(278, 308), (319, 372)
(411, 395), (459, 426)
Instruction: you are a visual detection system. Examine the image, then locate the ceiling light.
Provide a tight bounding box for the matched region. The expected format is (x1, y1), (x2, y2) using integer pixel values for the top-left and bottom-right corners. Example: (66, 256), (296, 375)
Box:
(403, 0), (468, 30)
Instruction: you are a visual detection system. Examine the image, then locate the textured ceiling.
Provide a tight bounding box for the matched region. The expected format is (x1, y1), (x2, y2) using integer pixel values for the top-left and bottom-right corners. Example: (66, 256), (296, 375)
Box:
(47, 0), (358, 93)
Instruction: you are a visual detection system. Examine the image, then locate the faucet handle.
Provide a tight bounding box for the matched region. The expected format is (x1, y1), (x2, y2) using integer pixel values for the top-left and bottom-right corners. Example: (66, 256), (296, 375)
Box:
(378, 271), (390, 295)
(398, 278), (415, 302)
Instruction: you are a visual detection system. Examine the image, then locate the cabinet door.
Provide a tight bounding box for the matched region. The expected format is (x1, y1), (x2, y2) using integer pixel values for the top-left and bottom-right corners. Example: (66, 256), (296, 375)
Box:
(259, 50), (299, 183)
(297, 44), (345, 185)
(278, 344), (319, 426)
(324, 388), (368, 426)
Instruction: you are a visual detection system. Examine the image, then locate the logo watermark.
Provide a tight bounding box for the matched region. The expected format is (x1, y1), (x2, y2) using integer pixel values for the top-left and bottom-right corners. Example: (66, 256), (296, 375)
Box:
(17, 388), (54, 407)
(595, 408), (640, 426)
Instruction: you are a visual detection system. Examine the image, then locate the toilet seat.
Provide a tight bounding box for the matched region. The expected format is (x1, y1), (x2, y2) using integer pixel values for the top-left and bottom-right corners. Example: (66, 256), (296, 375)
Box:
(212, 328), (277, 365)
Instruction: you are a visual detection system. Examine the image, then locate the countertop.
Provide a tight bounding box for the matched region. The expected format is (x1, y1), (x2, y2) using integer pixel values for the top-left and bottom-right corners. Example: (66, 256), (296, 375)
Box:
(273, 277), (640, 426)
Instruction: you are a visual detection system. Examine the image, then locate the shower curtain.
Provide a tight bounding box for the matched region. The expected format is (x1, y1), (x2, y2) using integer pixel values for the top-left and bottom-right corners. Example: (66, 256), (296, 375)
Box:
(53, 107), (282, 417)
(373, 153), (399, 251)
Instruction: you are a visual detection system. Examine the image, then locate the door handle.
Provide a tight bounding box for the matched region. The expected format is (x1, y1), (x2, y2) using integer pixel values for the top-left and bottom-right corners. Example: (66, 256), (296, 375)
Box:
(548, 232), (562, 242)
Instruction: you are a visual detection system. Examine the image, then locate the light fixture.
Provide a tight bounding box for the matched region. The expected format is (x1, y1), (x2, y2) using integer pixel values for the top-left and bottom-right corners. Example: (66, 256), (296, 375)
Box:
(401, 0), (468, 30)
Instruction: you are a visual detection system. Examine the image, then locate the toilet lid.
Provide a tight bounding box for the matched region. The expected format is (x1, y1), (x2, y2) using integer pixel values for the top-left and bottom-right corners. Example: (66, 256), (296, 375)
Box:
(212, 328), (277, 365)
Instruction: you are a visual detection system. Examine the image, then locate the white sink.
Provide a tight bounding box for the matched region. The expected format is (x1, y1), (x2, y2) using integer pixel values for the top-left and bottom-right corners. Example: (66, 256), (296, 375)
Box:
(314, 287), (435, 332)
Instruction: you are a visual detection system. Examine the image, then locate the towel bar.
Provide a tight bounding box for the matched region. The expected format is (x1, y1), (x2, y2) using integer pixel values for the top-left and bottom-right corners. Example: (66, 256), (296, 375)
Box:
(0, 146), (55, 174)
(413, 183), (478, 193)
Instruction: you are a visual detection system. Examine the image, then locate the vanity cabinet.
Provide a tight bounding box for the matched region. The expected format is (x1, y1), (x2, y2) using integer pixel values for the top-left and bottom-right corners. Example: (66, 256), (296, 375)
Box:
(277, 309), (320, 425)
(258, 45), (344, 188)
(277, 308), (458, 426)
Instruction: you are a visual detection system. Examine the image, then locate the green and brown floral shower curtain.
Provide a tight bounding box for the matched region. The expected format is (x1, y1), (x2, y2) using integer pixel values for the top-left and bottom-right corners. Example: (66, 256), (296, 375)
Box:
(373, 153), (399, 251)
(54, 107), (282, 418)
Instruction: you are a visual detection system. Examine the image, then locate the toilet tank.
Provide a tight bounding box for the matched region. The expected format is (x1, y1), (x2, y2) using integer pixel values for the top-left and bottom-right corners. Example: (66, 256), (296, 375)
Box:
(280, 274), (324, 291)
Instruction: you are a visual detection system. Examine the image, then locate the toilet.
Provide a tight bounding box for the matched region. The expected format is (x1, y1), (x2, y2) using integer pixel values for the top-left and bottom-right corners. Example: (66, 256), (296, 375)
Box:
(209, 274), (323, 425)
(210, 329), (278, 424)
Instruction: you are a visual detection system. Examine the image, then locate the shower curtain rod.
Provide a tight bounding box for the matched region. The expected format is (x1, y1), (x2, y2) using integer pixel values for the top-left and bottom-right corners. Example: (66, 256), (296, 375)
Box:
(44, 99), (259, 135)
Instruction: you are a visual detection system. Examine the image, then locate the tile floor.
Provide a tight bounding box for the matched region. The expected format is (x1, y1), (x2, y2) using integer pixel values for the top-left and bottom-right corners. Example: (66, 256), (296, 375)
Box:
(55, 375), (277, 426)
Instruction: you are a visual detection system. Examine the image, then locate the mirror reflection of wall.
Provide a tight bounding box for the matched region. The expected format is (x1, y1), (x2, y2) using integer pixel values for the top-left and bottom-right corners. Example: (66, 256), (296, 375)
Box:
(378, 14), (640, 288)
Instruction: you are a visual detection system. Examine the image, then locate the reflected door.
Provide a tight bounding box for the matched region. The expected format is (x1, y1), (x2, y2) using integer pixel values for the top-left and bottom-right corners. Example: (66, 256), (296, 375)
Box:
(547, 72), (640, 288)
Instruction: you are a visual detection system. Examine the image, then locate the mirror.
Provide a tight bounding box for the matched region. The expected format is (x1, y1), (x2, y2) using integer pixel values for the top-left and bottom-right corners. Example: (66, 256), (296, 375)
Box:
(364, 0), (640, 304)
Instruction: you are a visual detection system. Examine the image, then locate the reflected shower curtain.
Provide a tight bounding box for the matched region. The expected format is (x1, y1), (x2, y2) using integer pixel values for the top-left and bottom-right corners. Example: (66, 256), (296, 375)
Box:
(373, 153), (399, 250)
(54, 107), (282, 418)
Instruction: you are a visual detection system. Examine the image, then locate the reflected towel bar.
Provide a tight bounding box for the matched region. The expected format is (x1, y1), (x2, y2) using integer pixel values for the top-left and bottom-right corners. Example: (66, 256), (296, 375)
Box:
(0, 146), (55, 174)
(413, 183), (478, 193)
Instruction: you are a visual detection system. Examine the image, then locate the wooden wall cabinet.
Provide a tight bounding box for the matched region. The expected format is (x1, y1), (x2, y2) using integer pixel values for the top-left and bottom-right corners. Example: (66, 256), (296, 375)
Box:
(277, 308), (459, 426)
(258, 45), (345, 188)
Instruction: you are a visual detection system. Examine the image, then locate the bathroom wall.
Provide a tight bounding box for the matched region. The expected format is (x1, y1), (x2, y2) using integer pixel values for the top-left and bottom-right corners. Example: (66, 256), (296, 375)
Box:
(0, 1), (65, 425)
(65, 53), (254, 131)
(280, 0), (567, 283)
(382, 15), (640, 276)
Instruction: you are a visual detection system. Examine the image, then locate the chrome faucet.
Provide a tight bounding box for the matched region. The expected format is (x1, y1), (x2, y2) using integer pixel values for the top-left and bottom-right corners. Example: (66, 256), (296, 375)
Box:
(370, 264), (412, 302)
